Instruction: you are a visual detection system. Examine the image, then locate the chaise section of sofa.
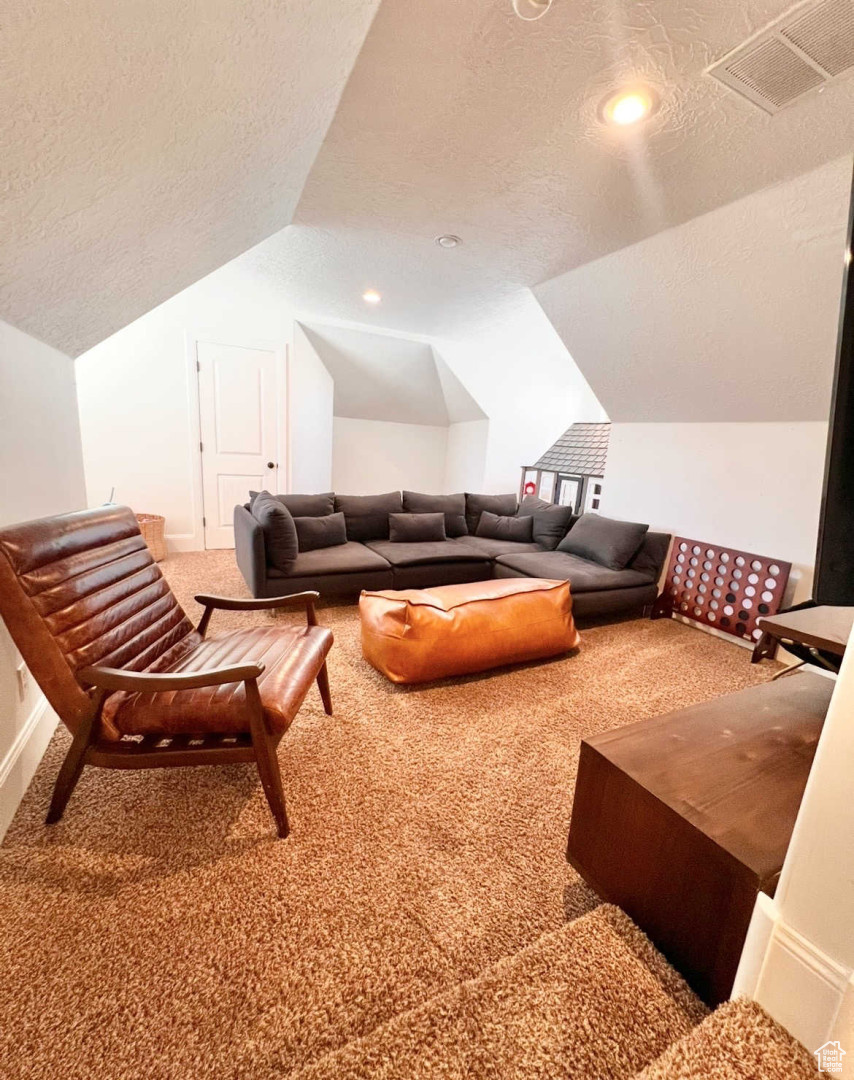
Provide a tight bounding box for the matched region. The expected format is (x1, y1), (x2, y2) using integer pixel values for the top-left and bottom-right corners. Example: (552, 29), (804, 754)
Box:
(493, 531), (670, 618)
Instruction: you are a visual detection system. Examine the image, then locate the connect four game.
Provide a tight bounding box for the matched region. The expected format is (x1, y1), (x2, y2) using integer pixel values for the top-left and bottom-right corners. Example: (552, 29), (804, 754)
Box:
(652, 538), (792, 645)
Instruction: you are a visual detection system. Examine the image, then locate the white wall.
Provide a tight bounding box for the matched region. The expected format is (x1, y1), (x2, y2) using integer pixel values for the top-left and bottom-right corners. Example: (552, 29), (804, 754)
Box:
(76, 258), (303, 548)
(535, 155), (852, 424)
(331, 418), (448, 495)
(0, 319), (87, 839)
(290, 324), (333, 492)
(444, 419), (488, 492)
(602, 422), (827, 605)
(435, 289), (607, 494)
(735, 626), (854, 1065)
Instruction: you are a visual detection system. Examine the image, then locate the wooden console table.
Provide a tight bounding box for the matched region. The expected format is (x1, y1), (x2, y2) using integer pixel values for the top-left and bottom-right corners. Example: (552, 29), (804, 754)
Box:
(567, 672), (833, 1005)
(751, 605), (854, 669)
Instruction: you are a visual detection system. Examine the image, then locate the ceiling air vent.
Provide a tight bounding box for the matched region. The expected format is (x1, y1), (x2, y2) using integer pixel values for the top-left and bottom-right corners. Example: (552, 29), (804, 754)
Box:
(707, 0), (854, 114)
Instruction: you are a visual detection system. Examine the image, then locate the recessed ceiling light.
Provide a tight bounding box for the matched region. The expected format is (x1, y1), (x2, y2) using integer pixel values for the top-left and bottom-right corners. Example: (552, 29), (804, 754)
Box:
(362, 289), (381, 304)
(435, 234), (462, 249)
(600, 87), (658, 127)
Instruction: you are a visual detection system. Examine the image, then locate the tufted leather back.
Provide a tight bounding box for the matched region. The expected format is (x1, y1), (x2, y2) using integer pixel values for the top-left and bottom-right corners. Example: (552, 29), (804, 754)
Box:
(0, 505), (198, 732)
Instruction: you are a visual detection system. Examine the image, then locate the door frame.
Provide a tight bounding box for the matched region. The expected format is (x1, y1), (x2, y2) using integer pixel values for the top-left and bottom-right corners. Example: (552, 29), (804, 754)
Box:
(184, 332), (288, 551)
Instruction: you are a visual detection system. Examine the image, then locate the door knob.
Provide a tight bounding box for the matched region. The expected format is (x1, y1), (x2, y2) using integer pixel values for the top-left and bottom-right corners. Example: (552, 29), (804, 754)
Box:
(266, 461), (276, 469)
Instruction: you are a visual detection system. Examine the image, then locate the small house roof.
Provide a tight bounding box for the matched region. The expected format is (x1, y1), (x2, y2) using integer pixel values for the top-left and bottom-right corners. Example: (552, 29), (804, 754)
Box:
(530, 422), (610, 476)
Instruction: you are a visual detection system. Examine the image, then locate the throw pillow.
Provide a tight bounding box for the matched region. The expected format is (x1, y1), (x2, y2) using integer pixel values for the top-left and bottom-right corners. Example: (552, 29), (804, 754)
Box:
(464, 492), (517, 535)
(516, 498), (575, 551)
(251, 491), (298, 571)
(334, 492), (403, 542)
(516, 495), (551, 516)
(388, 512), (447, 543)
(476, 511), (534, 543)
(402, 491), (467, 537)
(294, 512), (348, 553)
(557, 513), (649, 571)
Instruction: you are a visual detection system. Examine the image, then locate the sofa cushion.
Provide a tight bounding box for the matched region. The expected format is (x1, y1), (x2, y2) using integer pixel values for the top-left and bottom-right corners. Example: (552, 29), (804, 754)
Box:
(495, 550), (654, 593)
(558, 513), (649, 571)
(465, 492), (517, 535)
(455, 536), (543, 558)
(402, 491), (467, 537)
(516, 495), (551, 515)
(365, 538), (490, 568)
(268, 541), (391, 578)
(389, 512), (447, 543)
(294, 512), (347, 552)
(251, 491), (335, 517)
(516, 498), (575, 551)
(251, 491), (298, 571)
(476, 511), (533, 543)
(335, 492), (403, 542)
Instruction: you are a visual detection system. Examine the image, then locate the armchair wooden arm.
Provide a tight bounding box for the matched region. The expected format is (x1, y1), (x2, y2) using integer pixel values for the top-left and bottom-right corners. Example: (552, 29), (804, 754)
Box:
(194, 591), (320, 636)
(78, 662), (265, 692)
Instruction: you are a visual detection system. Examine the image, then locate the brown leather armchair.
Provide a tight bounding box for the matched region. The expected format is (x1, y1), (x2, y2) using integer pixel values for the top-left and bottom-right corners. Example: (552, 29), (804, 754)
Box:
(0, 505), (334, 837)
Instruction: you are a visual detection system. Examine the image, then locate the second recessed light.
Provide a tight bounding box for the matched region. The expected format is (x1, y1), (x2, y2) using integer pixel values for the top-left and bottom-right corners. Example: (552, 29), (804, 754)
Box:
(362, 289), (382, 304)
(600, 86), (658, 126)
(435, 234), (462, 248)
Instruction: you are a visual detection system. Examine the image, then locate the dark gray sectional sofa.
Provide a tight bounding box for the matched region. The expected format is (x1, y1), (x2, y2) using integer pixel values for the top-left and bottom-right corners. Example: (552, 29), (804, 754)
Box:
(234, 490), (671, 622)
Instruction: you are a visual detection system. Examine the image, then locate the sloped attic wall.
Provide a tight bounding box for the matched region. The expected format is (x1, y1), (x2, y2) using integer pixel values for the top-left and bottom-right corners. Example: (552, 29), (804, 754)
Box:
(534, 156), (853, 602)
(299, 322), (489, 495)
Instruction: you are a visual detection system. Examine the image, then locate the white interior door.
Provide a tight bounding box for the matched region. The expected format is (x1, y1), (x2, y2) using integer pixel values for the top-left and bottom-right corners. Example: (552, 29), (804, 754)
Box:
(196, 341), (280, 549)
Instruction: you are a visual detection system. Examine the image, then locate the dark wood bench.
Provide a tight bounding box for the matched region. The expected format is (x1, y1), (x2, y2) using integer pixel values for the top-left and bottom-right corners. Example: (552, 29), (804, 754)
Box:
(566, 671), (833, 1005)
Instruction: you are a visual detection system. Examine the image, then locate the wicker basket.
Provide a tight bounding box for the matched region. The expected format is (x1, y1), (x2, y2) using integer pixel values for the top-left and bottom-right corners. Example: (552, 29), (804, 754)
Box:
(136, 513), (167, 562)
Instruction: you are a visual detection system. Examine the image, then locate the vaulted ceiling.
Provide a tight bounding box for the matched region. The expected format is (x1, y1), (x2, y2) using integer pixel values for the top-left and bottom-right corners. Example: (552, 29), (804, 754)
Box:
(3, 0), (854, 359)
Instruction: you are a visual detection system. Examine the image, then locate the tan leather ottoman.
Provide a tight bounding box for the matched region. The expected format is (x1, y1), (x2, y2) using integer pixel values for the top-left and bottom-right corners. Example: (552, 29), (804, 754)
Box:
(359, 577), (580, 684)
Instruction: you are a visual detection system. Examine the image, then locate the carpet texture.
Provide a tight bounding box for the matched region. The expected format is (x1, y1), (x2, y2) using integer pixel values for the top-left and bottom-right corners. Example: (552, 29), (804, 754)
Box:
(0, 550), (776, 1079)
(636, 997), (818, 1078)
(293, 905), (707, 1080)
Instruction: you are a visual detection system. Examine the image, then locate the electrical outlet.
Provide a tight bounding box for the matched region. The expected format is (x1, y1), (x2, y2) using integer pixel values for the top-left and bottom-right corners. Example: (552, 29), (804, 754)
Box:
(15, 662), (29, 702)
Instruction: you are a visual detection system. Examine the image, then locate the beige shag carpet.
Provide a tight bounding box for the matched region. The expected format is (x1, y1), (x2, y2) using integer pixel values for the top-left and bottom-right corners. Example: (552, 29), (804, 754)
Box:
(0, 550), (778, 1079)
(636, 997), (819, 1079)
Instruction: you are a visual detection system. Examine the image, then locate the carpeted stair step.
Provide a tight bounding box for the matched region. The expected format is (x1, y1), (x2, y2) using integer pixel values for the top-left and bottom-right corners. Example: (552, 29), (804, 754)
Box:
(634, 997), (818, 1078)
(289, 904), (708, 1080)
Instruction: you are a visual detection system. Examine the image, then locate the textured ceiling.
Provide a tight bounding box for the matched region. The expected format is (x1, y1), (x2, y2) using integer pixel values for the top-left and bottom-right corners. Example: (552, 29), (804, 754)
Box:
(300, 323), (486, 426)
(5, 0), (854, 361)
(0, 0), (380, 357)
(283, 0), (854, 333)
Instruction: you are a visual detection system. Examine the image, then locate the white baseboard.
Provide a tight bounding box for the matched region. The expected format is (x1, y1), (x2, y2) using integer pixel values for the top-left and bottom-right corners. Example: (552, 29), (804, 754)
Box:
(0, 694), (58, 842)
(735, 893), (854, 1058)
(165, 532), (204, 553)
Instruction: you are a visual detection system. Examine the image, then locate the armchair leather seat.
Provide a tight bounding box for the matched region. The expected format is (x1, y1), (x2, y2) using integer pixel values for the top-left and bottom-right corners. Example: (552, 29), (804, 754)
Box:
(101, 624), (333, 739)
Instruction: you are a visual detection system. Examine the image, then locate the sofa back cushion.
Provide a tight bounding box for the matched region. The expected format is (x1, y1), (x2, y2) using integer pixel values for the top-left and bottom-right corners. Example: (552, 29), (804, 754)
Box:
(516, 497), (575, 551)
(402, 491), (467, 537)
(389, 512), (447, 543)
(476, 511), (534, 543)
(250, 490), (335, 518)
(558, 513), (649, 571)
(251, 491), (298, 570)
(335, 492), (403, 542)
(465, 493), (517, 535)
(295, 512), (348, 552)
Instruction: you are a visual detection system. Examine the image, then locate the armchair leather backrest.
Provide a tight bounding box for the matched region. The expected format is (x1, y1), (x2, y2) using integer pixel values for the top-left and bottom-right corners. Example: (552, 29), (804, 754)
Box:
(0, 505), (197, 732)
